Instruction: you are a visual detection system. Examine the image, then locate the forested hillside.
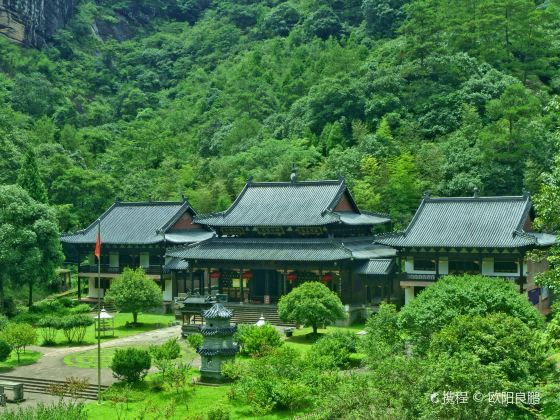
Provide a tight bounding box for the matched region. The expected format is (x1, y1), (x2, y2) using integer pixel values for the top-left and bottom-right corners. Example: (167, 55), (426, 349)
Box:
(1, 0), (559, 231)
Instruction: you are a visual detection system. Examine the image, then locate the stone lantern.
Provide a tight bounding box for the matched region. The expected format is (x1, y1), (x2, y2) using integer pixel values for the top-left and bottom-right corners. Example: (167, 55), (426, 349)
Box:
(197, 303), (238, 382)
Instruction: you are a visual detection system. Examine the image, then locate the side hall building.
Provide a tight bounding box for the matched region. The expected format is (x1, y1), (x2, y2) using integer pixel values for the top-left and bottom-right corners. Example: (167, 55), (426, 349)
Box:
(60, 199), (214, 302)
(376, 191), (556, 313)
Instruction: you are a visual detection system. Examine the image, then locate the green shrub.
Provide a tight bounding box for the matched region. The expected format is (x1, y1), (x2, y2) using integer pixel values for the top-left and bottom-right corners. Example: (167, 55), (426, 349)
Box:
(207, 406), (231, 420)
(223, 346), (338, 415)
(69, 304), (91, 315)
(0, 400), (87, 419)
(186, 333), (203, 349)
(37, 315), (63, 345)
(0, 339), (12, 362)
(29, 300), (65, 315)
(310, 330), (358, 368)
(58, 297), (73, 308)
(149, 338), (181, 378)
(11, 312), (41, 325)
(61, 315), (94, 343)
(234, 323), (283, 357)
(111, 348), (151, 382)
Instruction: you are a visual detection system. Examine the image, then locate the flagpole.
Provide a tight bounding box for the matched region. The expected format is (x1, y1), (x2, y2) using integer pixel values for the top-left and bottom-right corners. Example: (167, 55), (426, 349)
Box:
(97, 219), (101, 405)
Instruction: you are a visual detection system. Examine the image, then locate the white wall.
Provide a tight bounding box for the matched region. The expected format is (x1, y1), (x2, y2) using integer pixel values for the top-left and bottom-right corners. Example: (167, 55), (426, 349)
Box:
(163, 279), (172, 301)
(404, 256), (526, 277)
(88, 278), (106, 298)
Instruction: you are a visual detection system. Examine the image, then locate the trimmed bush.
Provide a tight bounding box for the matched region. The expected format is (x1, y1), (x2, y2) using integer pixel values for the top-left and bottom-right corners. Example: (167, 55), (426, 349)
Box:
(207, 406), (231, 420)
(0, 339), (12, 362)
(37, 315), (63, 345)
(186, 333), (203, 350)
(310, 330), (358, 368)
(69, 304), (91, 315)
(234, 323), (283, 357)
(61, 315), (94, 343)
(111, 348), (151, 382)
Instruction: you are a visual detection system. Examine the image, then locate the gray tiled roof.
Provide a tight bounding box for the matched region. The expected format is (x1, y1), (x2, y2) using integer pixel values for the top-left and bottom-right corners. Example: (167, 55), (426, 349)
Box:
(194, 179), (389, 227)
(355, 259), (394, 275)
(376, 195), (553, 249)
(164, 258), (189, 271)
(61, 201), (206, 245)
(166, 237), (355, 262)
(203, 303), (233, 319)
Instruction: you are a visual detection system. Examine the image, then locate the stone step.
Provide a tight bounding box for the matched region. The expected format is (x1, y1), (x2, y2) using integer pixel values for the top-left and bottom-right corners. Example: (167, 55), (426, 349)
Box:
(0, 375), (109, 400)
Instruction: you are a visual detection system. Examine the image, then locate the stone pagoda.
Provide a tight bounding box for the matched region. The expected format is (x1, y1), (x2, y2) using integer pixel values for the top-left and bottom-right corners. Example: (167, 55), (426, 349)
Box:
(197, 303), (238, 382)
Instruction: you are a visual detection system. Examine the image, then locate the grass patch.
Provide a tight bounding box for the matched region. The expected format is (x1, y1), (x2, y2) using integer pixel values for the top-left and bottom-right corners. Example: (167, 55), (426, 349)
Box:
(85, 371), (297, 419)
(0, 350), (42, 373)
(38, 312), (175, 347)
(64, 343), (197, 369)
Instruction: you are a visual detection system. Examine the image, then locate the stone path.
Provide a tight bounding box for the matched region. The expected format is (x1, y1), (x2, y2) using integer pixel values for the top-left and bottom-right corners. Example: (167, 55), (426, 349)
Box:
(7, 325), (190, 386)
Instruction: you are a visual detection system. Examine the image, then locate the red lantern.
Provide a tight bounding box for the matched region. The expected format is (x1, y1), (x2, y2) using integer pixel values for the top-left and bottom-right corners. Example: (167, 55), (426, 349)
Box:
(210, 271), (221, 280)
(321, 273), (332, 283)
(242, 271), (252, 280)
(287, 272), (297, 282)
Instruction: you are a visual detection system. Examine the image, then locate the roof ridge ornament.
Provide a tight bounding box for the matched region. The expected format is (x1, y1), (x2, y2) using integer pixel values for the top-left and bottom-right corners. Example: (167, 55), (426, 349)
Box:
(522, 188), (530, 199)
(422, 191), (431, 199)
(246, 176), (253, 184)
(473, 187), (479, 198)
(290, 164), (297, 183)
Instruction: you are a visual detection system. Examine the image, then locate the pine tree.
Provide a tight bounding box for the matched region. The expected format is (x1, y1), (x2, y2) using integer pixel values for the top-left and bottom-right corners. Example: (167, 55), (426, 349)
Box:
(17, 149), (48, 203)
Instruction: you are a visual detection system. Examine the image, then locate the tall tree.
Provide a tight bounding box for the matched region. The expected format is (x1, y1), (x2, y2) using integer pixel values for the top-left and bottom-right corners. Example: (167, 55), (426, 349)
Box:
(17, 149), (48, 203)
(0, 185), (62, 311)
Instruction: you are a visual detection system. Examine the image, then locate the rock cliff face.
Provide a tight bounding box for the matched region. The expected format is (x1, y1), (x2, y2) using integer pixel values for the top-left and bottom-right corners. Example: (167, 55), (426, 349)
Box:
(0, 0), (76, 46)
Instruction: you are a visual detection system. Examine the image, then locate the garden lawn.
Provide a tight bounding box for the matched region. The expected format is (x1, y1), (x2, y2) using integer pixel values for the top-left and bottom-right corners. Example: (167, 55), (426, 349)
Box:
(0, 350), (42, 373)
(85, 372), (300, 419)
(64, 344), (197, 369)
(38, 312), (174, 347)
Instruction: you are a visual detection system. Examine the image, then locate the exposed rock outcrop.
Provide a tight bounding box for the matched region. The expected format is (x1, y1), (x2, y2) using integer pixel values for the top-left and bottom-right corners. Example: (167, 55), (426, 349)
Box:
(0, 0), (76, 46)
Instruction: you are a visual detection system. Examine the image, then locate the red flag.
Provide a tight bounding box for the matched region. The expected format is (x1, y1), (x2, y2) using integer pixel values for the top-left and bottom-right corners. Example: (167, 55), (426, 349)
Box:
(94, 230), (101, 259)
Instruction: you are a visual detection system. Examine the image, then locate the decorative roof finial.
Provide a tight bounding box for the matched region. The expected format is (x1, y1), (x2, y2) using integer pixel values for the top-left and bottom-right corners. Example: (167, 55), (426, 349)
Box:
(148, 193), (153, 202)
(522, 188), (530, 198)
(337, 173), (345, 183)
(473, 187), (479, 198)
(181, 194), (187, 202)
(115, 196), (121, 203)
(290, 164), (297, 183)
(422, 191), (431, 199)
(246, 176), (253, 184)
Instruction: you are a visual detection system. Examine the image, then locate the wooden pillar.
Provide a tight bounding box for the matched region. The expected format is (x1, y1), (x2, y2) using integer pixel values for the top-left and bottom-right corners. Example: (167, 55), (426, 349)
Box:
(77, 247), (81, 300)
(171, 271), (177, 299)
(435, 256), (439, 280)
(519, 253), (525, 293)
(240, 267), (244, 303)
(283, 269), (287, 295)
(190, 267), (195, 293)
(199, 269), (204, 295)
(183, 271), (187, 294)
(218, 269), (223, 294)
(207, 269), (212, 295)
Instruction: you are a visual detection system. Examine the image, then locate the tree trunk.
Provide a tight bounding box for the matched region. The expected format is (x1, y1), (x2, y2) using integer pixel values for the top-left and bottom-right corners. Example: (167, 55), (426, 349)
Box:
(133, 312), (138, 325)
(312, 325), (318, 335)
(28, 280), (33, 307)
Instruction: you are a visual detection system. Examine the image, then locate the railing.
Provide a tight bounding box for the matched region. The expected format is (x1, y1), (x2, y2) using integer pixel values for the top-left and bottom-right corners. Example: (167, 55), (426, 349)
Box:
(401, 272), (522, 282)
(78, 264), (162, 275)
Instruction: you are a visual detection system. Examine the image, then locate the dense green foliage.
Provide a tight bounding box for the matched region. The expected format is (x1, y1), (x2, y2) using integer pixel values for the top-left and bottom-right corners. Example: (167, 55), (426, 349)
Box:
(0, 0), (559, 235)
(234, 323), (283, 357)
(104, 267), (163, 324)
(1, 322), (37, 362)
(185, 332), (203, 349)
(0, 339), (12, 362)
(0, 185), (63, 311)
(278, 281), (346, 334)
(111, 347), (152, 382)
(310, 330), (358, 368)
(1, 401), (87, 420)
(223, 346), (338, 415)
(398, 275), (544, 352)
(149, 337), (181, 379)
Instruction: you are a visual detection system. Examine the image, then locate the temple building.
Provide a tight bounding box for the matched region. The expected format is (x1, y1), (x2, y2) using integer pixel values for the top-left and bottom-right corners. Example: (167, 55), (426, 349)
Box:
(376, 191), (556, 312)
(60, 199), (214, 303)
(165, 174), (397, 321)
